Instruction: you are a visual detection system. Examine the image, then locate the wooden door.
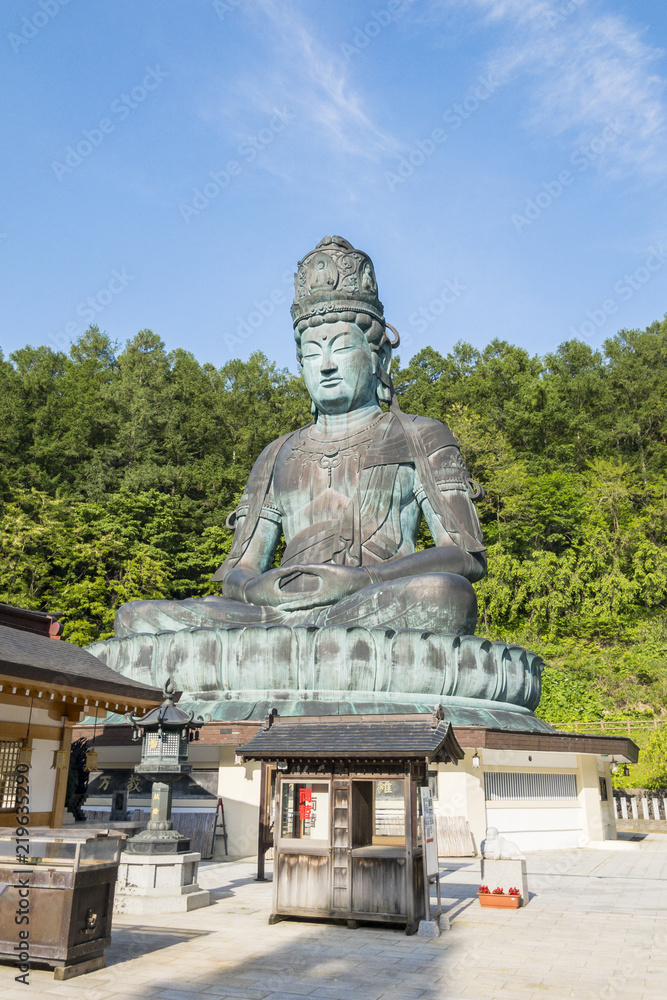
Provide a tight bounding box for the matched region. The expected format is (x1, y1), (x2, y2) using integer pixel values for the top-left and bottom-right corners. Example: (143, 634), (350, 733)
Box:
(331, 779), (350, 911)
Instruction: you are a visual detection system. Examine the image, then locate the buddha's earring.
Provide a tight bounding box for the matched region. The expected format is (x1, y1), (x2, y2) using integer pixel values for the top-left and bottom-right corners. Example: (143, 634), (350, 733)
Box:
(376, 379), (392, 404)
(376, 364), (395, 404)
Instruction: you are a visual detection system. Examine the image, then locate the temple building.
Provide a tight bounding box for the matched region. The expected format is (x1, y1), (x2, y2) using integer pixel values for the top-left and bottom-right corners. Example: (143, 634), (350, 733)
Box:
(75, 694), (637, 856)
(0, 603), (161, 831)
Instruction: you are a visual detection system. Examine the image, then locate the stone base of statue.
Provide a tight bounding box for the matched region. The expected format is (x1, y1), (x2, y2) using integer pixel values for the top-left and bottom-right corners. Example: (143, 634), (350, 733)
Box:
(124, 827), (191, 855)
(124, 780), (191, 855)
(88, 624), (554, 732)
(114, 850), (211, 914)
(480, 859), (529, 906)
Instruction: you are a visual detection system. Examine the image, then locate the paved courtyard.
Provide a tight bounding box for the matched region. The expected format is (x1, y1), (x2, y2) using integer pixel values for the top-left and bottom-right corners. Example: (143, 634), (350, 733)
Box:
(1, 834), (666, 1000)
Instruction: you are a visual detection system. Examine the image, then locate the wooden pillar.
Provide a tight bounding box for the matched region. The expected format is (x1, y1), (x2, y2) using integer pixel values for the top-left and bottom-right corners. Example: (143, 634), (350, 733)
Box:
(50, 720), (73, 828)
(404, 773), (415, 931)
(269, 773), (282, 923)
(332, 778), (350, 913)
(256, 761), (268, 881)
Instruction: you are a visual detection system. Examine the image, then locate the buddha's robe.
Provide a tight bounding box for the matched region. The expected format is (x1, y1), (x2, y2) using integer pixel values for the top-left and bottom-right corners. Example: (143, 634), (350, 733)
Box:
(114, 411), (485, 637)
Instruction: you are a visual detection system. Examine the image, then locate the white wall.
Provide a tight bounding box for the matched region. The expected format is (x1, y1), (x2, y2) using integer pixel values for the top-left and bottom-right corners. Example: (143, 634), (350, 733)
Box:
(217, 748), (262, 858)
(28, 740), (60, 813)
(0, 704), (57, 726)
(435, 749), (615, 852)
(485, 805), (585, 850)
(437, 753), (487, 852)
(598, 759), (617, 840)
(482, 749), (578, 769)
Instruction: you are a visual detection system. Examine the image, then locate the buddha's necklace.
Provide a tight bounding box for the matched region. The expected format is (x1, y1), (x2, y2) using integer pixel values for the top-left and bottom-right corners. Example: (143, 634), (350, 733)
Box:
(291, 412), (385, 486)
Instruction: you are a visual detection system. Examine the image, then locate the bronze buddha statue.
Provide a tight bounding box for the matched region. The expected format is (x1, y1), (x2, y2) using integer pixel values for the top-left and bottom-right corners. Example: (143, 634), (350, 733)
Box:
(115, 236), (486, 639)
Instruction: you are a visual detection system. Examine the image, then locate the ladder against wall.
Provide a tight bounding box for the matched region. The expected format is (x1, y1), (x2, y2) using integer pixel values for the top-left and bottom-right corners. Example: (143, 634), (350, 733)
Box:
(435, 814), (476, 856)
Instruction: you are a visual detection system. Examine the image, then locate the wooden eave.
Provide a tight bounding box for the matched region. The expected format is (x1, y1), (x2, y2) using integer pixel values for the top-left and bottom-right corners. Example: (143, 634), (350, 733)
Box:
(236, 715), (465, 765)
(0, 672), (161, 722)
(72, 718), (640, 765)
(73, 720), (262, 745)
(452, 726), (640, 764)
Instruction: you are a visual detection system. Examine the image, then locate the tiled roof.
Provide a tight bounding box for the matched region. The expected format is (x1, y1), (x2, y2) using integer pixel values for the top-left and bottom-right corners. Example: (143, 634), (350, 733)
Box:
(237, 716), (464, 762)
(0, 623), (162, 702)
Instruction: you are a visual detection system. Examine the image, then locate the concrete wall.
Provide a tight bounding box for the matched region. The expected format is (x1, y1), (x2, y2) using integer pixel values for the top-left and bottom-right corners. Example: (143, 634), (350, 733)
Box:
(597, 759), (617, 841)
(437, 752), (487, 852)
(435, 749), (613, 852)
(216, 748), (262, 858)
(485, 805), (584, 850)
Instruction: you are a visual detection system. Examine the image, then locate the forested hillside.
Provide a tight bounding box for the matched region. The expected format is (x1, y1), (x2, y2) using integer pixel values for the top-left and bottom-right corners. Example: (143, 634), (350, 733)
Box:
(2, 321), (666, 782)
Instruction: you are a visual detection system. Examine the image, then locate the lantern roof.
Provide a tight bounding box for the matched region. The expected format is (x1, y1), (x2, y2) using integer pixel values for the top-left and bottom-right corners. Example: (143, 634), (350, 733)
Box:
(131, 678), (203, 730)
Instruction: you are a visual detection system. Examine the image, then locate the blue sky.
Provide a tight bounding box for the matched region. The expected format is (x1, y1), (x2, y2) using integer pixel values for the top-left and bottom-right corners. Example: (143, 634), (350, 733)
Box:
(1, 0), (666, 372)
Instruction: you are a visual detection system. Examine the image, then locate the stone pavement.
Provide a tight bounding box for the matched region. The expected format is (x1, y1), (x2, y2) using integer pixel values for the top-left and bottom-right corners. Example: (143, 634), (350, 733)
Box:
(1, 834), (666, 1000)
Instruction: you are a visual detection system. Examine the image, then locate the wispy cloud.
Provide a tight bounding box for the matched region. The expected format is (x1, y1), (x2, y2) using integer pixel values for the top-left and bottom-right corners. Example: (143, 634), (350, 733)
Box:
(227, 0), (401, 161)
(443, 0), (667, 177)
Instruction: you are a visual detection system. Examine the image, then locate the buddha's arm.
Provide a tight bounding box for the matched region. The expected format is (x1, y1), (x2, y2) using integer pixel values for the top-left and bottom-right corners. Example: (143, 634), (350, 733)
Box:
(221, 517), (282, 602)
(365, 441), (487, 585)
(271, 541), (486, 612)
(365, 542), (487, 585)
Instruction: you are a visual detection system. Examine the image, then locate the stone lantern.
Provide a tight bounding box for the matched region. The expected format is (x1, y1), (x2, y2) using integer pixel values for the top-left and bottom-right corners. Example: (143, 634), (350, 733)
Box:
(125, 678), (202, 855)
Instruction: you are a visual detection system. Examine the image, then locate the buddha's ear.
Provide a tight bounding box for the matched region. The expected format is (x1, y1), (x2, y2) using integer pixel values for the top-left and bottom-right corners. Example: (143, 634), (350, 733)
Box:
(377, 340), (392, 375)
(375, 347), (395, 405)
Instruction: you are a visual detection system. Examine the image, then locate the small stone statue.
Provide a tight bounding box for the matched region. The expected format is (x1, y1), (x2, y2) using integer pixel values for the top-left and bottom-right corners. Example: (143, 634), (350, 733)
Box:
(114, 236), (487, 639)
(481, 826), (526, 861)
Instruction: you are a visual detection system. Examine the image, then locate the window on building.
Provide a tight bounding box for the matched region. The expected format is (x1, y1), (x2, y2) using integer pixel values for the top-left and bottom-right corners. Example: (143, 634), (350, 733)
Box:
(484, 771), (578, 802)
(348, 779), (407, 848)
(280, 781), (330, 840)
(373, 780), (406, 844)
(0, 741), (21, 810)
(599, 777), (608, 801)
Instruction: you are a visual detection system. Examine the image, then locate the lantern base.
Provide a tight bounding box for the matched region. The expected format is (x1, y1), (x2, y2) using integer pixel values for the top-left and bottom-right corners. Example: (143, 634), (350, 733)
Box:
(124, 779), (191, 854)
(114, 850), (210, 913)
(124, 829), (191, 855)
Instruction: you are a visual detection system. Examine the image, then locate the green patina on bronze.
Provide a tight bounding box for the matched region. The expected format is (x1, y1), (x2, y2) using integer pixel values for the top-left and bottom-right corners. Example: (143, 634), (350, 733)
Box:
(115, 236), (486, 637)
(100, 237), (547, 727)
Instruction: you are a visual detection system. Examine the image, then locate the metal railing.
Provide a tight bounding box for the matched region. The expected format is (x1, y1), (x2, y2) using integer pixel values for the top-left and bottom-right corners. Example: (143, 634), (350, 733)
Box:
(549, 718), (665, 735)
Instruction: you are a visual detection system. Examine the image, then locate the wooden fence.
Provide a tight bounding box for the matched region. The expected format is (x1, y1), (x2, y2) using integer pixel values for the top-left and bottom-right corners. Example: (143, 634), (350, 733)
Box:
(434, 813), (477, 856)
(83, 807), (217, 857)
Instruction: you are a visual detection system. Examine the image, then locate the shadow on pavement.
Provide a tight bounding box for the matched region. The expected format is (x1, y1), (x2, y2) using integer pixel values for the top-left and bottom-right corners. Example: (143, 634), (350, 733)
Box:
(105, 923), (211, 966)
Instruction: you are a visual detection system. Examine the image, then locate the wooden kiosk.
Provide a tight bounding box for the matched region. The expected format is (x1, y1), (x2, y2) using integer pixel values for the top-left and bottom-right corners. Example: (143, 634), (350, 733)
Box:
(236, 711), (463, 934)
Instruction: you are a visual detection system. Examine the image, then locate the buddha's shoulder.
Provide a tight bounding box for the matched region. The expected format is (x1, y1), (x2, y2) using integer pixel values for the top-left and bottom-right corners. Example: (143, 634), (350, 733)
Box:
(361, 411), (459, 467)
(390, 412), (459, 453)
(247, 428), (304, 480)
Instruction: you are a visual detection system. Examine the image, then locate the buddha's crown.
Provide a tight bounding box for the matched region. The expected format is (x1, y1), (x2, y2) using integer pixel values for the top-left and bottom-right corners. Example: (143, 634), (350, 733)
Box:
(291, 236), (385, 327)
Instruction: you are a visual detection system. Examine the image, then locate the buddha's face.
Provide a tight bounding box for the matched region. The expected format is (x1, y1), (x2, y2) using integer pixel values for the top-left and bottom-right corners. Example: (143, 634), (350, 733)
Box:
(300, 321), (378, 414)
